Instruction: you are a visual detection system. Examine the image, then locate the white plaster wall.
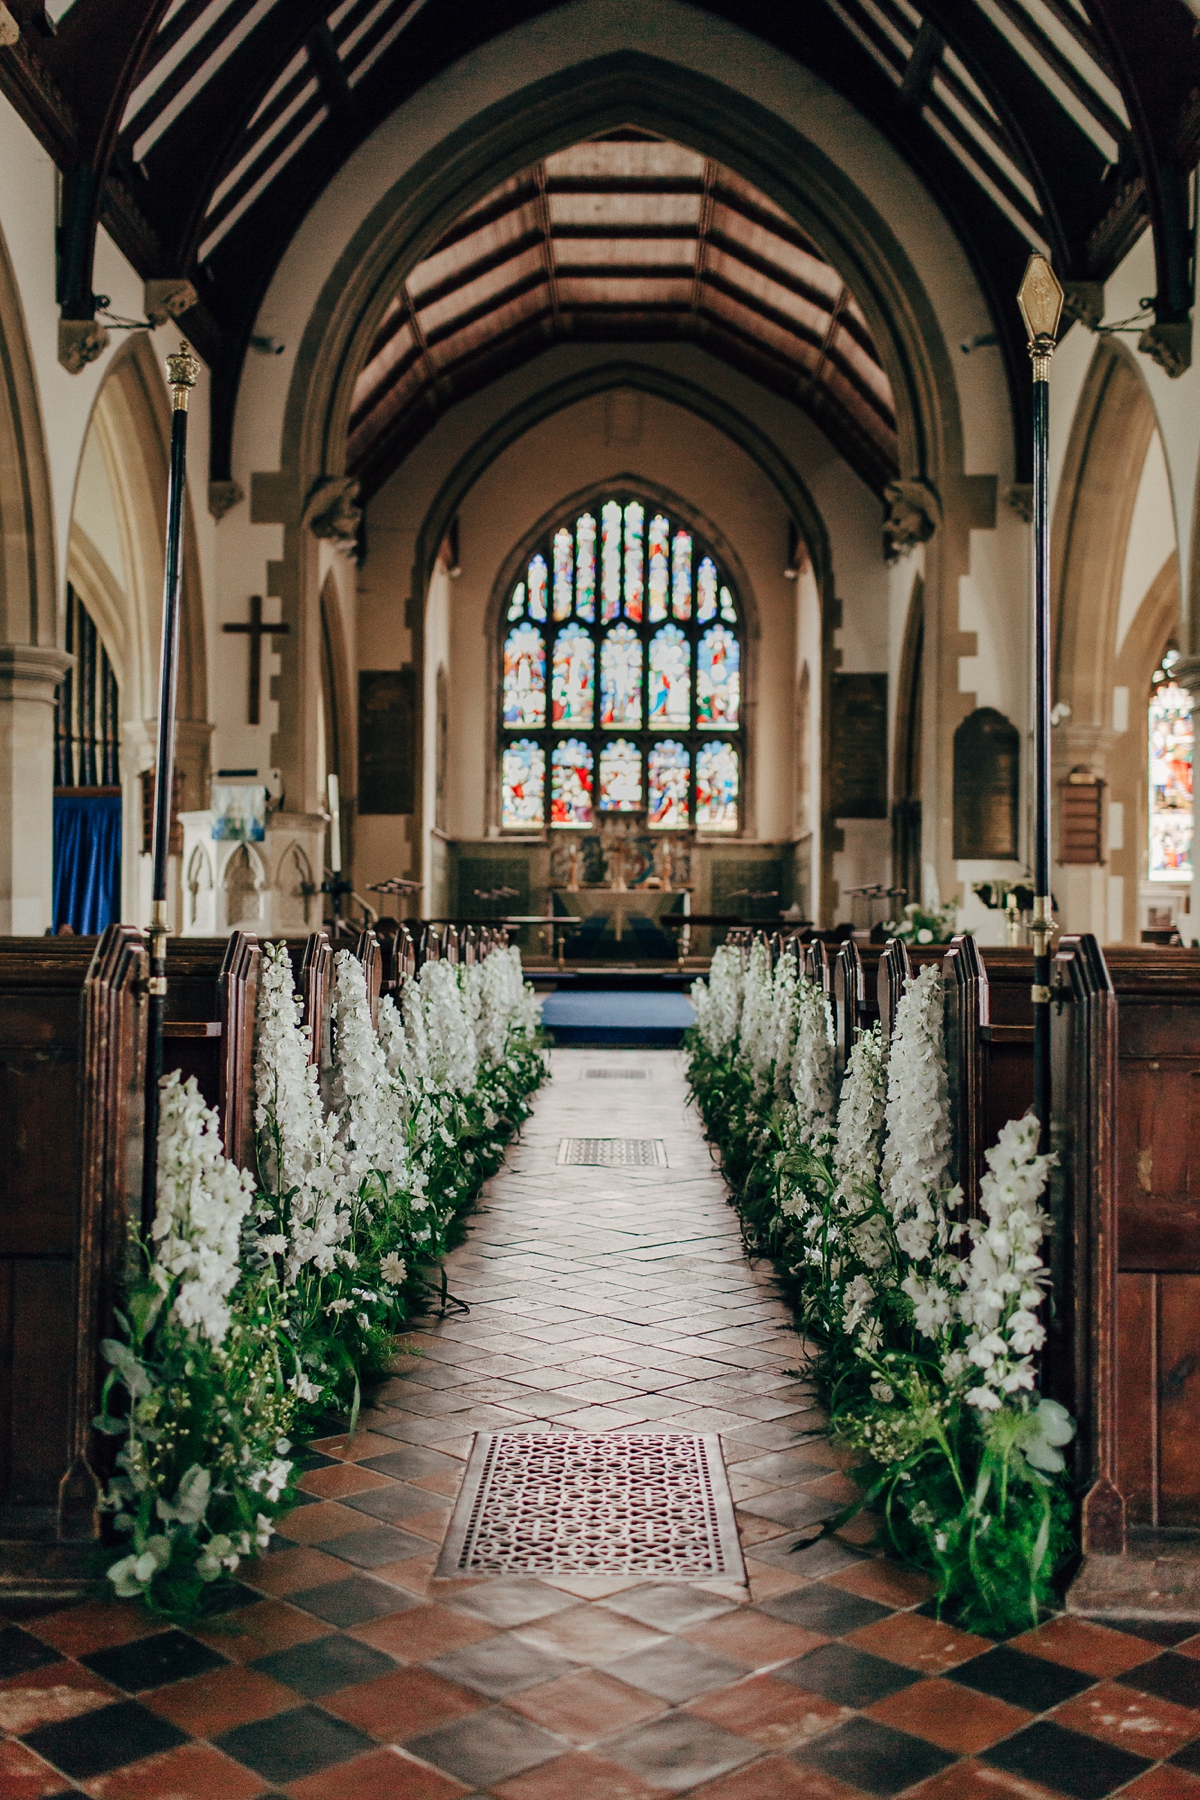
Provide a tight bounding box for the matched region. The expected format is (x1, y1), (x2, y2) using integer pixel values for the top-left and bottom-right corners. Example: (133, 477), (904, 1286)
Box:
(1115, 432), (1176, 656)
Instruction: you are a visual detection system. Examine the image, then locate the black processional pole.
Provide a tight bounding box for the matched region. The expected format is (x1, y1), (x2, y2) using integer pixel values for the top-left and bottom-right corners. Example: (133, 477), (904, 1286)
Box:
(142, 342), (201, 1227)
(1017, 256), (1064, 1151)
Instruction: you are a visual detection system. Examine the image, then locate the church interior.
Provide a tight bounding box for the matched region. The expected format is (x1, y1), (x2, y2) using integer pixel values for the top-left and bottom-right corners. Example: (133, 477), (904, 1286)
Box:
(2, 4), (1200, 1797)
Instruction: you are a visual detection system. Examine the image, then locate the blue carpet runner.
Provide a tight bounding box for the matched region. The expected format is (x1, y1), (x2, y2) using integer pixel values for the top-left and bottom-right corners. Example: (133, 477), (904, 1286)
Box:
(538, 988), (696, 1045)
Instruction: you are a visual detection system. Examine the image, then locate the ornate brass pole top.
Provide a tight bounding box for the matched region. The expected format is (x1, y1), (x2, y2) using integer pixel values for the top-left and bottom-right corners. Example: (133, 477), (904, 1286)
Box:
(165, 340), (201, 411)
(1017, 253), (1064, 381)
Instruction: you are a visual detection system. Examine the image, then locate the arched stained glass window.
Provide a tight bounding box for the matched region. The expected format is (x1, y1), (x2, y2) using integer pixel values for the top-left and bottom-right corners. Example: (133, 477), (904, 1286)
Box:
(1149, 649), (1193, 880)
(499, 493), (744, 831)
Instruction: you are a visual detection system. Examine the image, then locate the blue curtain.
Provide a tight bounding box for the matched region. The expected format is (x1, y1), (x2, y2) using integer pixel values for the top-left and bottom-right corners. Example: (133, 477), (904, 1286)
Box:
(53, 795), (121, 934)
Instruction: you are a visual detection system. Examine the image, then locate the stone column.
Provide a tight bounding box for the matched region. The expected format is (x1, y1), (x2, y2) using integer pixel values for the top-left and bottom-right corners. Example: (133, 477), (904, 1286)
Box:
(1171, 657), (1200, 946)
(0, 644), (73, 934)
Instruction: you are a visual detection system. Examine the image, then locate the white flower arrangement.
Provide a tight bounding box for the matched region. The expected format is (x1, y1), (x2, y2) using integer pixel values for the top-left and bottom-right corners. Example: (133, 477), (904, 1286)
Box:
(789, 973), (836, 1148)
(419, 957), (479, 1093)
(881, 963), (960, 1265)
(691, 943), (744, 1056)
(738, 938), (776, 1091)
(955, 1113), (1054, 1410)
(331, 950), (412, 1189)
(151, 1073), (256, 1344)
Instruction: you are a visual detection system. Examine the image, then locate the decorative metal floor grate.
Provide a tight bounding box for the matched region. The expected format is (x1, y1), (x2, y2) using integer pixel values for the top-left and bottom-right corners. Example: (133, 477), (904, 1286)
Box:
(438, 1433), (744, 1578)
(558, 1137), (667, 1166)
(583, 1068), (649, 1080)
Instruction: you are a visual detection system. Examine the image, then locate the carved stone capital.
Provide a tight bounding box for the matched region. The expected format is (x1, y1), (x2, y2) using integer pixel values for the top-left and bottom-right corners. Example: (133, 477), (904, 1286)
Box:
(1138, 319), (1192, 378)
(1062, 281), (1105, 332)
(144, 278), (198, 326)
(0, 643), (74, 705)
(58, 316), (109, 375)
(882, 477), (940, 564)
(303, 475), (362, 555)
(208, 478), (245, 521)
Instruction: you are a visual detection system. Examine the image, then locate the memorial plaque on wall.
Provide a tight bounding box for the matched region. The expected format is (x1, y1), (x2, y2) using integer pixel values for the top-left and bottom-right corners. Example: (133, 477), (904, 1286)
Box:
(953, 706), (1019, 858)
(358, 669), (416, 814)
(829, 673), (888, 818)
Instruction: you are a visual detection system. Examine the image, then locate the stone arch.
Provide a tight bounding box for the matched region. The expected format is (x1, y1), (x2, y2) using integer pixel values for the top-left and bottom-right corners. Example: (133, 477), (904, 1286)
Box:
(0, 213), (66, 930)
(223, 841), (264, 928)
(186, 842), (214, 932)
(1052, 339), (1162, 734)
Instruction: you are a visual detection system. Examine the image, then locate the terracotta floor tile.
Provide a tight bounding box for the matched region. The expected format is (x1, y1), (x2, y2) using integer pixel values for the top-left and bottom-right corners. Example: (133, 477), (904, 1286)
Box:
(244, 1545), (352, 1595)
(867, 1675), (1031, 1754)
(686, 1670), (849, 1750)
(142, 1662), (296, 1735)
(1012, 1615), (1159, 1678)
(286, 1743), (471, 1798)
(401, 1507), (453, 1542)
(1119, 1768), (1200, 1797)
(0, 1738), (75, 1797)
(802, 1472), (862, 1506)
(683, 1609), (828, 1669)
(348, 1601), (497, 1661)
(409, 1469), (464, 1499)
(828, 1558), (934, 1608)
(512, 1603), (666, 1665)
(1052, 1679), (1200, 1761)
(27, 1601), (159, 1658)
(744, 1562), (810, 1603)
(490, 1748), (661, 1799)
(306, 1430), (409, 1462)
(323, 1664), (487, 1739)
(905, 1757), (1063, 1799)
(274, 1498), (373, 1544)
(298, 1463), (394, 1500)
(686, 1755), (842, 1799)
(736, 1514), (792, 1547)
(0, 1660), (119, 1735)
(80, 1742), (270, 1799)
(506, 1668), (666, 1741)
(191, 1597), (330, 1662)
(364, 1556), (443, 1599)
(846, 1609), (990, 1673)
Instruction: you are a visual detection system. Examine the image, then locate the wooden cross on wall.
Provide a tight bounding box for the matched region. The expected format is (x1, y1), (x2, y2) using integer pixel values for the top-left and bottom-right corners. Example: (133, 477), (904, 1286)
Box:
(223, 595), (289, 725)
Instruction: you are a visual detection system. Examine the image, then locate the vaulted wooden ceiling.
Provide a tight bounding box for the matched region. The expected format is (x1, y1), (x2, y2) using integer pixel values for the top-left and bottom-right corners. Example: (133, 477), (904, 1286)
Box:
(2, 0), (1197, 487)
(346, 135), (899, 500)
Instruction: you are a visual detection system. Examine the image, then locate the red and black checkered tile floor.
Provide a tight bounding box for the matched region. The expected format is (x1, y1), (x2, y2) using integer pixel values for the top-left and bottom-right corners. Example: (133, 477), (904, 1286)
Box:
(6, 1051), (1198, 1799)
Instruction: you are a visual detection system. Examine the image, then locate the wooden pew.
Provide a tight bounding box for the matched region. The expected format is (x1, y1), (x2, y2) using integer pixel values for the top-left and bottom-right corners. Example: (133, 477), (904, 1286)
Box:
(164, 933), (259, 1175)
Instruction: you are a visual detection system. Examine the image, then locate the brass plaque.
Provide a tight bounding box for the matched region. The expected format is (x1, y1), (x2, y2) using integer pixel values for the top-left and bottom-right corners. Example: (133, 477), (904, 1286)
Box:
(358, 669), (416, 814)
(953, 707), (1019, 858)
(830, 673), (888, 819)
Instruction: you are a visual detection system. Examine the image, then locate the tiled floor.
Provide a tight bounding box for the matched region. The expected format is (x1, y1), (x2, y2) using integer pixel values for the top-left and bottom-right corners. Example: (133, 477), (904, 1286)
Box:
(7, 1049), (1200, 1798)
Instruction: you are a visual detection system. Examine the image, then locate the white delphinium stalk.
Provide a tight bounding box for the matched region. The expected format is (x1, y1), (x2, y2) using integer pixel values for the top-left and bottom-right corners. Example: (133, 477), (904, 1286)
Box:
(829, 1023), (890, 1277)
(956, 1113), (1054, 1410)
(789, 974), (835, 1147)
(693, 944), (744, 1056)
(378, 991), (421, 1108)
(770, 952), (801, 1101)
(152, 1072), (256, 1344)
(879, 963), (961, 1338)
(420, 958), (479, 1093)
(738, 938), (775, 1091)
(254, 942), (349, 1280)
(482, 945), (540, 1052)
(400, 968), (432, 1085)
(330, 951), (410, 1189)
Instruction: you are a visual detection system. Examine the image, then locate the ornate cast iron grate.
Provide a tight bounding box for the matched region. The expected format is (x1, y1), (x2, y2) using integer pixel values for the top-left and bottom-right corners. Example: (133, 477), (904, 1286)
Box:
(438, 1433), (744, 1578)
(557, 1138), (667, 1166)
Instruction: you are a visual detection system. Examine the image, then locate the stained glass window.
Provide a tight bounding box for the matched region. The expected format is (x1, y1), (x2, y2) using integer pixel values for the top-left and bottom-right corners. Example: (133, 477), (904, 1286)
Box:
(552, 623), (594, 729)
(502, 739), (545, 829)
(696, 741), (739, 831)
(503, 623), (545, 727)
(696, 625), (740, 727)
(672, 532), (692, 620)
(648, 741), (689, 828)
(623, 501), (644, 622)
(553, 528), (573, 621)
(648, 515), (670, 622)
(576, 514), (596, 621)
(697, 557), (718, 622)
(600, 738), (642, 811)
(1149, 652), (1193, 880)
(600, 623), (643, 728)
(527, 553), (548, 621)
(649, 624), (690, 727)
(551, 739), (593, 827)
(601, 501), (622, 623)
(499, 495), (742, 832)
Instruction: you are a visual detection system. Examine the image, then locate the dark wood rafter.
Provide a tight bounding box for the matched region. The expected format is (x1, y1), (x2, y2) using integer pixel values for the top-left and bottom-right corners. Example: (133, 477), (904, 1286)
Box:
(0, 0), (1192, 474)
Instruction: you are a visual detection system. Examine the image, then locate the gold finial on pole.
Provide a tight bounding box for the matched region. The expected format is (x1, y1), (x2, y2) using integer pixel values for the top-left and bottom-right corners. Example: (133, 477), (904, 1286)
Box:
(165, 340), (201, 411)
(1017, 253), (1065, 379)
